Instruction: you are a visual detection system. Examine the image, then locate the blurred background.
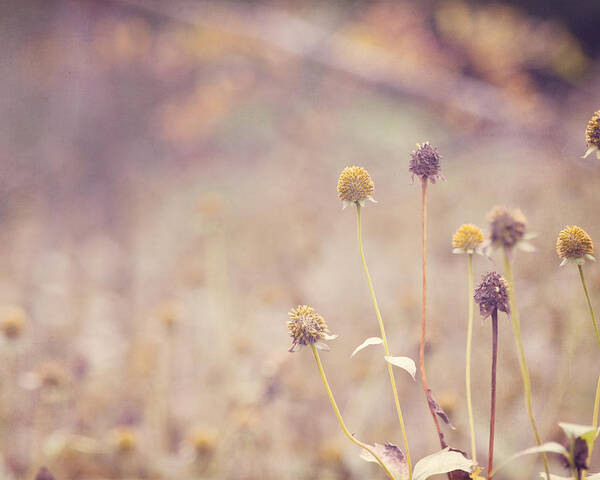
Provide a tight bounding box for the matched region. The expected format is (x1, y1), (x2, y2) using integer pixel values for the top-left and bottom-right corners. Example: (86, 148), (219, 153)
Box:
(1, 0), (600, 478)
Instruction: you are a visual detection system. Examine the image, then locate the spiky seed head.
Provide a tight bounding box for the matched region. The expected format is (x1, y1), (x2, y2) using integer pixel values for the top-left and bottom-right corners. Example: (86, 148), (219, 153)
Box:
(111, 426), (137, 454)
(0, 305), (26, 341)
(474, 271), (510, 319)
(452, 224), (484, 253)
(337, 166), (374, 204)
(586, 111), (600, 148)
(487, 206), (527, 250)
(287, 305), (329, 351)
(556, 225), (594, 262)
(409, 142), (444, 183)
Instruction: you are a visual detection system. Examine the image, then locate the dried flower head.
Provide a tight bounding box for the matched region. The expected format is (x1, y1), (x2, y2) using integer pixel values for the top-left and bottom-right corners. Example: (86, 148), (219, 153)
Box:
(337, 166), (375, 207)
(556, 225), (595, 266)
(409, 142), (444, 183)
(287, 305), (337, 352)
(111, 426), (137, 454)
(474, 272), (510, 319)
(487, 206), (533, 254)
(584, 110), (600, 159)
(452, 224), (484, 254)
(0, 305), (27, 341)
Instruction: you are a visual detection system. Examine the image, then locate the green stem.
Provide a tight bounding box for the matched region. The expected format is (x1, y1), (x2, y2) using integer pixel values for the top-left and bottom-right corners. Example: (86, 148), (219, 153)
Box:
(503, 253), (550, 480)
(488, 309), (498, 480)
(310, 345), (396, 480)
(466, 253), (477, 464)
(356, 204), (413, 478)
(577, 265), (600, 463)
(578, 265), (600, 351)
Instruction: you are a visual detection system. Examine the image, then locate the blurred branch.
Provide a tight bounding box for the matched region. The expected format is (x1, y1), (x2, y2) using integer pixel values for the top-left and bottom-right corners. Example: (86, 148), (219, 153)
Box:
(114, 0), (554, 131)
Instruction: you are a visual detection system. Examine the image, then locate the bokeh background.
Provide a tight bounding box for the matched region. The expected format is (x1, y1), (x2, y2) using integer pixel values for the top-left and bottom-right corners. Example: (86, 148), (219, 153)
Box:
(2, 0), (600, 479)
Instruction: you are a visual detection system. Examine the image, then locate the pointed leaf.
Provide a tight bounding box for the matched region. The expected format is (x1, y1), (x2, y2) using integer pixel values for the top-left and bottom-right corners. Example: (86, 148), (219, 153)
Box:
(412, 448), (474, 480)
(351, 337), (383, 357)
(558, 422), (599, 451)
(384, 356), (416, 380)
(452, 248), (464, 254)
(559, 258), (568, 267)
(323, 333), (339, 341)
(360, 442), (409, 480)
(315, 341), (330, 351)
(583, 146), (598, 159)
(491, 442), (567, 477)
(427, 390), (455, 429)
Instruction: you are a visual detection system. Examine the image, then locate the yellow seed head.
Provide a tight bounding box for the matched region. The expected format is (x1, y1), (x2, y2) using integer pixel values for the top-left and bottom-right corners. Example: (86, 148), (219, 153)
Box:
(0, 305), (26, 341)
(556, 225), (593, 260)
(337, 166), (374, 203)
(488, 206), (527, 249)
(586, 111), (600, 148)
(287, 305), (329, 348)
(452, 224), (484, 251)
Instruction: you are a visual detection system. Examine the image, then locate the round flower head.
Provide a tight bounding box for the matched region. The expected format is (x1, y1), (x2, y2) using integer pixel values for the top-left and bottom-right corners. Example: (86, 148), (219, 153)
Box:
(474, 272), (510, 319)
(337, 166), (375, 207)
(584, 110), (600, 159)
(486, 206), (534, 254)
(409, 142), (445, 183)
(556, 225), (595, 266)
(287, 305), (337, 352)
(452, 224), (484, 254)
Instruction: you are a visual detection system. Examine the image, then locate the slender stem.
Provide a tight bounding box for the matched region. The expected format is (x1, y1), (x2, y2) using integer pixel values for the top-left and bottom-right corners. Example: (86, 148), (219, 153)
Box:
(578, 265), (600, 351)
(310, 345), (396, 480)
(488, 309), (498, 480)
(356, 204), (413, 478)
(419, 179), (446, 448)
(503, 253), (550, 479)
(466, 253), (477, 464)
(576, 265), (600, 462)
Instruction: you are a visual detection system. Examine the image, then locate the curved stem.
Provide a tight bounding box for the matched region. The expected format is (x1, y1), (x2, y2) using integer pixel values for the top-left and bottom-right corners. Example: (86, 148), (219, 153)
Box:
(488, 309), (498, 480)
(503, 253), (550, 479)
(356, 204), (413, 478)
(466, 253), (477, 464)
(419, 180), (446, 448)
(310, 345), (396, 480)
(576, 265), (600, 462)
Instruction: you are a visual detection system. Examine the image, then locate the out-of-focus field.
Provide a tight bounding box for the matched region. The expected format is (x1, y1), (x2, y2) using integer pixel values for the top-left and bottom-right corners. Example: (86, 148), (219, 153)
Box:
(2, 1), (600, 479)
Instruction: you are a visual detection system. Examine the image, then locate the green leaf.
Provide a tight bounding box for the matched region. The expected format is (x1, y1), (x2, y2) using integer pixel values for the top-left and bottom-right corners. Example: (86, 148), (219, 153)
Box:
(491, 442), (567, 477)
(412, 448), (474, 480)
(384, 355), (416, 380)
(351, 337), (383, 357)
(558, 422), (599, 451)
(583, 146), (598, 159)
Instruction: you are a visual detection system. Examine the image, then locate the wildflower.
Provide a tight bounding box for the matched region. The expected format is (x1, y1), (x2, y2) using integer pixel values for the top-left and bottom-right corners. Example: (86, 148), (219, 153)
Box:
(409, 142), (444, 184)
(584, 110), (600, 159)
(474, 272), (510, 319)
(287, 305), (337, 352)
(337, 166), (375, 208)
(190, 430), (217, 457)
(0, 305), (26, 341)
(486, 206), (534, 255)
(556, 225), (595, 266)
(111, 426), (137, 454)
(452, 224), (484, 254)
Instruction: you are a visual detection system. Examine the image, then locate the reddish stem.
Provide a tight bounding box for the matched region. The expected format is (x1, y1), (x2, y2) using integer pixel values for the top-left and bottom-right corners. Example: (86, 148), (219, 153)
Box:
(488, 309), (498, 480)
(420, 178), (446, 448)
